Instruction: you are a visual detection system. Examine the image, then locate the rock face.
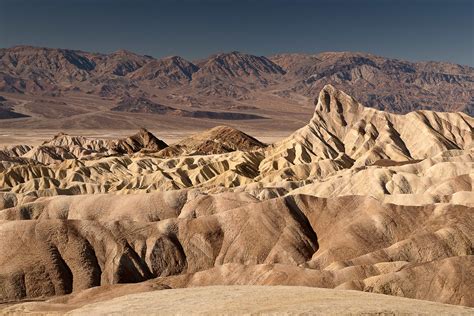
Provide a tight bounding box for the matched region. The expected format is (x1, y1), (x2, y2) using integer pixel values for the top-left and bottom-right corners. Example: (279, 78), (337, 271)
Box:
(0, 85), (473, 310)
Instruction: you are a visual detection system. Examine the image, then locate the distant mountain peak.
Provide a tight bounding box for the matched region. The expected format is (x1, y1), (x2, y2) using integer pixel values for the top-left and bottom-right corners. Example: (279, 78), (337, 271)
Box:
(198, 51), (285, 75)
(191, 51), (285, 96)
(112, 49), (135, 55)
(129, 55), (198, 87)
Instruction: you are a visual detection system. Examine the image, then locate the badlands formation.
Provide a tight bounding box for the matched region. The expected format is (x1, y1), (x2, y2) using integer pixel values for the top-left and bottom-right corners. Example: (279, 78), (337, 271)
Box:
(0, 85), (473, 313)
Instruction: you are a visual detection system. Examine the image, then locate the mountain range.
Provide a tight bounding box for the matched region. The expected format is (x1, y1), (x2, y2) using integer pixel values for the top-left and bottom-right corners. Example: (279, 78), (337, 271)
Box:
(1, 45), (473, 116)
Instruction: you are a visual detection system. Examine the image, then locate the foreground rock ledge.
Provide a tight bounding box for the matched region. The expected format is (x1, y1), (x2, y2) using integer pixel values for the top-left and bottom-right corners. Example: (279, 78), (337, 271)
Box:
(2, 286), (473, 315)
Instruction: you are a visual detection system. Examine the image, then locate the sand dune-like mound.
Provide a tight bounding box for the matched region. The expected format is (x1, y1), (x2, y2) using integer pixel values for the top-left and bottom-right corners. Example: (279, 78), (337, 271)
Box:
(0, 85), (472, 311)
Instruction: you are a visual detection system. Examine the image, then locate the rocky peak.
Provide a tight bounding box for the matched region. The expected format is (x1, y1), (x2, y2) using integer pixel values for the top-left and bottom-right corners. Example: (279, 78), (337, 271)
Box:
(128, 56), (198, 86)
(195, 51), (286, 79)
(114, 128), (168, 153)
(110, 49), (139, 57)
(1, 46), (95, 72)
(313, 84), (362, 119)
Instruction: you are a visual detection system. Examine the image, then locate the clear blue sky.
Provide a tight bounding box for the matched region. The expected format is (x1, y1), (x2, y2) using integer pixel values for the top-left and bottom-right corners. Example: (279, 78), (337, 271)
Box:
(1, 0), (473, 65)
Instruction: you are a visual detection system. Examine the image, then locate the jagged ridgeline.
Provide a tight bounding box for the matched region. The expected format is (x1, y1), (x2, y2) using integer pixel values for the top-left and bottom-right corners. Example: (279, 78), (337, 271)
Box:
(0, 86), (473, 309)
(1, 46), (473, 114)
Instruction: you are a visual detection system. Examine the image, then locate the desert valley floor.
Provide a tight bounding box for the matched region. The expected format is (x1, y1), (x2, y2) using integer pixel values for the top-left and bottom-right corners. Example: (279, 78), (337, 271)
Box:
(0, 84), (473, 314)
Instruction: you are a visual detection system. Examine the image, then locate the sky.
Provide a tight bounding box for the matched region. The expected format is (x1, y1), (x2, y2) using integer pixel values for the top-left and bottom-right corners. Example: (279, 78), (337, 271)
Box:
(0, 0), (473, 65)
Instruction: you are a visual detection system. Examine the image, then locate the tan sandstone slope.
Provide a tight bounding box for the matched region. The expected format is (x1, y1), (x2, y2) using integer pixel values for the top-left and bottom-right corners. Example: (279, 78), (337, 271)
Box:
(0, 85), (472, 312)
(3, 286), (473, 315)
